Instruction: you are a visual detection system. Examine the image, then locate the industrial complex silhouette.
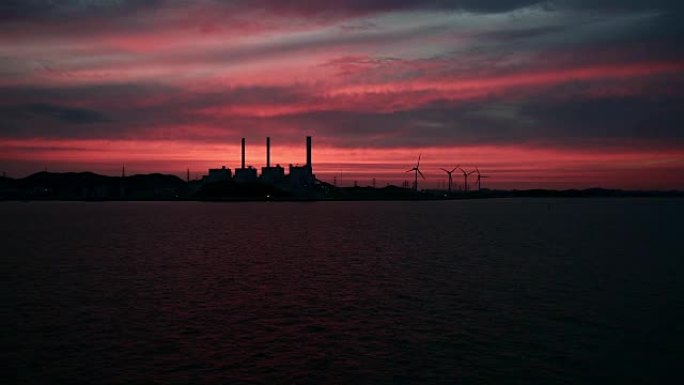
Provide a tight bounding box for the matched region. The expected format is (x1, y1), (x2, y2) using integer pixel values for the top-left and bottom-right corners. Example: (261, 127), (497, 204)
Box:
(3, 135), (679, 201)
(201, 136), (315, 191)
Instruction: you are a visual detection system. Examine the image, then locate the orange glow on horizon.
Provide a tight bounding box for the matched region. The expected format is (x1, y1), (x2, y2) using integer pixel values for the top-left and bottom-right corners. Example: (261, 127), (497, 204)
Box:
(2, 138), (683, 190)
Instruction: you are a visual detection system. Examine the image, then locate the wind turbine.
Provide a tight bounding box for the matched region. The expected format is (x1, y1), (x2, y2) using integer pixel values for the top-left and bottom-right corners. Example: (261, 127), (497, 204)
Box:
(406, 154), (425, 191)
(458, 167), (475, 192)
(440, 166), (459, 194)
(473, 167), (490, 191)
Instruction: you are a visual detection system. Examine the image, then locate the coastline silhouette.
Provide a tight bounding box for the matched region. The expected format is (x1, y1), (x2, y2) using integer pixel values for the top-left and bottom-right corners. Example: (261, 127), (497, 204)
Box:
(1, 136), (682, 201)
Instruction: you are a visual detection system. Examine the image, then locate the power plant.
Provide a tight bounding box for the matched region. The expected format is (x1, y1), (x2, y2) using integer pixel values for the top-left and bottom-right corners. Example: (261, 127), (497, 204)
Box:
(260, 137), (285, 185)
(200, 139), (495, 197)
(201, 136), (315, 190)
(0, 140), (507, 200)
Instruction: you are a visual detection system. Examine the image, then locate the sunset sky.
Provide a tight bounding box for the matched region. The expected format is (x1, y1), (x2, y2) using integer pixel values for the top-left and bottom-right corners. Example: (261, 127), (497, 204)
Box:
(1, 0), (683, 189)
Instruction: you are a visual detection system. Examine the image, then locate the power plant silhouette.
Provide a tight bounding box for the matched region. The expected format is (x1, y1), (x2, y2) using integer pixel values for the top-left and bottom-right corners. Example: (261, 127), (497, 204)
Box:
(198, 140), (496, 196)
(6, 148), (676, 201)
(0, 136), (506, 200)
(201, 136), (315, 190)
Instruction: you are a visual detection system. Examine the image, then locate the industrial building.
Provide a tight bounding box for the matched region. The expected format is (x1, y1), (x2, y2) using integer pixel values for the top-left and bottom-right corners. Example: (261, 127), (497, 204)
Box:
(233, 138), (258, 183)
(202, 166), (231, 183)
(288, 136), (315, 188)
(201, 136), (315, 190)
(260, 137), (285, 184)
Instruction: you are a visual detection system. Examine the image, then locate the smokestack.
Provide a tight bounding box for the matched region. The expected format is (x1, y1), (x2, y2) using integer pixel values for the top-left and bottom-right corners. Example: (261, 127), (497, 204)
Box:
(241, 137), (246, 169)
(266, 137), (271, 168)
(306, 136), (312, 168)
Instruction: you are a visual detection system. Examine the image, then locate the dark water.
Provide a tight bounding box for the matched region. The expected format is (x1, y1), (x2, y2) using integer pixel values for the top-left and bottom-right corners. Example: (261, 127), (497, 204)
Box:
(2, 199), (683, 384)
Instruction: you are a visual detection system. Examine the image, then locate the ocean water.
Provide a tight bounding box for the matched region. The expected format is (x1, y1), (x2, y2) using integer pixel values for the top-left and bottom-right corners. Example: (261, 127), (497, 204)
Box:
(1, 199), (682, 384)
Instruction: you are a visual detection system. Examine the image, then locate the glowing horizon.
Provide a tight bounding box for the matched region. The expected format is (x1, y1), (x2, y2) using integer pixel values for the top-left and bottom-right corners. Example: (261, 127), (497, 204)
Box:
(4, 137), (682, 190)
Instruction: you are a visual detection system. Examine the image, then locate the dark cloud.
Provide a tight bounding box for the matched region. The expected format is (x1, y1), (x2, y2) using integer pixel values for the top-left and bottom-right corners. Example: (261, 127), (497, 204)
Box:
(0, 0), (162, 21)
(0, 83), (173, 106)
(0, 102), (111, 138)
(0, 84), (170, 137)
(3, 0), (682, 22)
(247, 92), (684, 149)
(0, 83), (313, 140)
(3, 103), (108, 124)
(475, 25), (572, 41)
(549, 0), (684, 13)
(2, 75), (683, 149)
(518, 95), (684, 141)
(0, 0), (540, 23)
(244, 0), (544, 15)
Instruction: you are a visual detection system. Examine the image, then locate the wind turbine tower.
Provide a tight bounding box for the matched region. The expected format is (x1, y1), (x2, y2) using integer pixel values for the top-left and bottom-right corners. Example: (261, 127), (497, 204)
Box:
(440, 166), (458, 193)
(406, 154), (425, 191)
(473, 167), (490, 191)
(458, 167), (475, 192)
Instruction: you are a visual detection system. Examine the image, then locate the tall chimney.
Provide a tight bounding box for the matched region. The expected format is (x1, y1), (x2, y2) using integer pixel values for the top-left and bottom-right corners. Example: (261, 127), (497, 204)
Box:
(306, 136), (312, 168)
(241, 137), (246, 169)
(266, 137), (271, 168)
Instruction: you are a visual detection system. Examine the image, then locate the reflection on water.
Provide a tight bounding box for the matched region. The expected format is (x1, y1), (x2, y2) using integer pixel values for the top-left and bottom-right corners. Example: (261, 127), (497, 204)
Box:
(2, 199), (683, 384)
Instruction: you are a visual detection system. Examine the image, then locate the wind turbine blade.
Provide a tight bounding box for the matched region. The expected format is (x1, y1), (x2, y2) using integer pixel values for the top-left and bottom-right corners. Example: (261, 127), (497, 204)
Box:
(418, 169), (425, 179)
(406, 169), (414, 173)
(450, 167), (458, 173)
(440, 168), (448, 173)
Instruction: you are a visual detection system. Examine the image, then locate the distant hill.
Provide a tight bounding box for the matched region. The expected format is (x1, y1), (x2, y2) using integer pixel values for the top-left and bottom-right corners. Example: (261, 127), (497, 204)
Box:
(0, 172), (185, 200)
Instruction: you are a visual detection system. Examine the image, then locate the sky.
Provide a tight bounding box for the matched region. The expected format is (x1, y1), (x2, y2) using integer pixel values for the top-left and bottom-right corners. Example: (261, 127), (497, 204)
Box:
(1, 0), (683, 189)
